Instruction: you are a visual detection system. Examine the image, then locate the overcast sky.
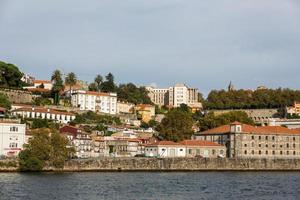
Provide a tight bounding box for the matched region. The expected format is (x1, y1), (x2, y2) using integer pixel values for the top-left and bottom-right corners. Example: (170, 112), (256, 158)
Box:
(0, 0), (299, 95)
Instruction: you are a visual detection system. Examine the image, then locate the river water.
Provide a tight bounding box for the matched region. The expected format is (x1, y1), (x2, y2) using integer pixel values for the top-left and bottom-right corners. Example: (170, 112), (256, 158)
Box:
(0, 172), (299, 200)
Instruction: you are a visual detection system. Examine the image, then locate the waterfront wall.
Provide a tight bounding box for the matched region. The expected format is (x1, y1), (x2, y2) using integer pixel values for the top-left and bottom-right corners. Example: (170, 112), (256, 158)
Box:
(59, 158), (300, 171)
(2, 158), (300, 172)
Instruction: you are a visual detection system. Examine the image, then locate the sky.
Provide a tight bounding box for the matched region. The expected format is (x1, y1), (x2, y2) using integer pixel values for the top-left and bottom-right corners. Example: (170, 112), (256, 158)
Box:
(0, 0), (300, 95)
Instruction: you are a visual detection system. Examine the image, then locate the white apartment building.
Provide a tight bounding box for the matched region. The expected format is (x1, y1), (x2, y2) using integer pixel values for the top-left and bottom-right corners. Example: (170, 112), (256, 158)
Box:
(146, 83), (202, 109)
(71, 90), (117, 115)
(0, 120), (26, 157)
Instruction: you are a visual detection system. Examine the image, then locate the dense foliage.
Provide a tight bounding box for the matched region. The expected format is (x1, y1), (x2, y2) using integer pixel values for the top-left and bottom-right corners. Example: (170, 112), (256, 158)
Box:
(198, 111), (255, 131)
(0, 61), (24, 88)
(156, 107), (194, 142)
(71, 111), (121, 125)
(0, 93), (11, 109)
(19, 129), (73, 171)
(205, 89), (300, 110)
(117, 83), (152, 104)
(51, 70), (64, 105)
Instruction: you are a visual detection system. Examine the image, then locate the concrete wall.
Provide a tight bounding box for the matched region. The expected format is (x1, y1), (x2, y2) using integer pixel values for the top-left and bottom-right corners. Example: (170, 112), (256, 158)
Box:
(0, 89), (32, 104)
(60, 158), (300, 171)
(2, 158), (300, 172)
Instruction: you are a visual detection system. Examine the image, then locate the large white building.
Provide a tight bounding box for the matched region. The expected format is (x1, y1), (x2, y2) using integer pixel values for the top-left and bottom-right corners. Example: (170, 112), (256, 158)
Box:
(146, 83), (202, 109)
(0, 120), (26, 157)
(71, 90), (117, 115)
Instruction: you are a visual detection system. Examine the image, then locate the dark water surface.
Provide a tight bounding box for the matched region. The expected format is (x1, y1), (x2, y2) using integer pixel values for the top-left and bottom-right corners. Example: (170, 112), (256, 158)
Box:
(0, 172), (299, 200)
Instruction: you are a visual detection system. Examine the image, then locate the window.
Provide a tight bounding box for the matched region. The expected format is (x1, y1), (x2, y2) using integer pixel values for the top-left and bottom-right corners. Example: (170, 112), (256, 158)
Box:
(188, 149), (192, 154)
(293, 144), (296, 148)
(252, 150), (254, 155)
(266, 136), (268, 140)
(266, 151), (268, 155)
(244, 144), (247, 147)
(266, 144), (268, 148)
(251, 136), (255, 140)
(251, 143), (254, 147)
(212, 149), (215, 155)
(272, 144), (275, 148)
(272, 136), (275, 140)
(162, 148), (166, 151)
(293, 137), (296, 141)
(293, 151), (296, 155)
(9, 143), (18, 148)
(259, 136), (261, 140)
(10, 126), (18, 132)
(280, 151), (283, 155)
(259, 144), (261, 147)
(180, 149), (183, 152)
(287, 151), (289, 155)
(259, 150), (261, 155)
(244, 150), (247, 155)
(272, 151), (275, 155)
(287, 143), (289, 148)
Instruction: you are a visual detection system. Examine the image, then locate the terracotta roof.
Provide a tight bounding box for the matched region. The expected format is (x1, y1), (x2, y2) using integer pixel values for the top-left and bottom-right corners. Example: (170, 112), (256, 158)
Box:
(34, 80), (52, 84)
(74, 90), (115, 97)
(0, 107), (7, 112)
(27, 88), (50, 93)
(147, 141), (183, 146)
(199, 122), (300, 135)
(12, 107), (75, 116)
(179, 140), (223, 147)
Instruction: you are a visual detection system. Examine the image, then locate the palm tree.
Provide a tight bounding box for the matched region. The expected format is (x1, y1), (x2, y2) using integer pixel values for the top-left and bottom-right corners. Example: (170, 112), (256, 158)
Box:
(94, 74), (103, 91)
(65, 72), (77, 92)
(51, 70), (64, 105)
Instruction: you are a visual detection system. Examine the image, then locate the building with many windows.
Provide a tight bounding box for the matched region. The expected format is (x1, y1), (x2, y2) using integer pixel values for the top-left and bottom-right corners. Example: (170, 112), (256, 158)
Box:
(193, 122), (300, 158)
(146, 83), (202, 109)
(0, 119), (26, 157)
(71, 90), (117, 115)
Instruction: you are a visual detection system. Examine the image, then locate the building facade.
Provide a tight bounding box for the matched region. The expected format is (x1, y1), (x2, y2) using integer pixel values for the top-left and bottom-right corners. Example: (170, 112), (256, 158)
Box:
(11, 107), (76, 124)
(0, 120), (26, 157)
(146, 83), (202, 109)
(71, 90), (117, 115)
(145, 140), (225, 158)
(193, 122), (300, 158)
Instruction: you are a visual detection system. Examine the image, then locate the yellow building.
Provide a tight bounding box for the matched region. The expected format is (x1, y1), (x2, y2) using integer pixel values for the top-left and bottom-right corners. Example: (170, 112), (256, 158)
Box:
(135, 104), (155, 123)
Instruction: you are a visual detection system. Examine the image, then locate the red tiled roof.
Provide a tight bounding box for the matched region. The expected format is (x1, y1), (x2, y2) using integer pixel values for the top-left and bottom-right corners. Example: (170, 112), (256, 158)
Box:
(34, 80), (52, 84)
(179, 140), (222, 147)
(27, 88), (50, 93)
(12, 107), (75, 116)
(200, 122), (300, 135)
(147, 141), (183, 146)
(0, 107), (6, 112)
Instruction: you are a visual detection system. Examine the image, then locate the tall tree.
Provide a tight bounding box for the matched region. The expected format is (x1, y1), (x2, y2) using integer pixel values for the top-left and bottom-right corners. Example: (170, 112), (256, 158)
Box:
(94, 74), (103, 91)
(51, 70), (64, 105)
(101, 72), (116, 92)
(0, 93), (11, 109)
(0, 61), (24, 88)
(157, 108), (194, 142)
(65, 72), (77, 92)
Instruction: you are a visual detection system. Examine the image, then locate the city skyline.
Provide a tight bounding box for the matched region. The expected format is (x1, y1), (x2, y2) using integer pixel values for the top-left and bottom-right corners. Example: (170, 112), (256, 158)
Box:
(1, 0), (300, 95)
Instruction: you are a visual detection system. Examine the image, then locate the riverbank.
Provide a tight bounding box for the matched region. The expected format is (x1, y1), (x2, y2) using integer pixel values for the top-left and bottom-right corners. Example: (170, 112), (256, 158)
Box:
(2, 158), (300, 172)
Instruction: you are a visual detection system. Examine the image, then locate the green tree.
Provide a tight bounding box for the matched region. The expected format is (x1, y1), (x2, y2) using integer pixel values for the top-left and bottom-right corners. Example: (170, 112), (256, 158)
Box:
(94, 74), (103, 91)
(198, 111), (255, 131)
(157, 109), (194, 142)
(65, 72), (77, 92)
(101, 72), (116, 92)
(51, 70), (64, 105)
(0, 93), (11, 109)
(18, 129), (73, 171)
(117, 83), (152, 104)
(31, 118), (49, 129)
(88, 82), (98, 91)
(0, 61), (24, 88)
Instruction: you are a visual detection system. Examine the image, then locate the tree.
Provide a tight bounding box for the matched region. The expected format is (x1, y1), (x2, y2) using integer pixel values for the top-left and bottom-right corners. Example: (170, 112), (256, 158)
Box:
(117, 83), (152, 104)
(0, 61), (24, 88)
(65, 72), (77, 92)
(198, 111), (255, 131)
(32, 118), (49, 129)
(101, 72), (116, 92)
(94, 74), (103, 91)
(18, 129), (73, 171)
(0, 93), (11, 109)
(156, 109), (194, 142)
(88, 82), (98, 91)
(51, 70), (64, 105)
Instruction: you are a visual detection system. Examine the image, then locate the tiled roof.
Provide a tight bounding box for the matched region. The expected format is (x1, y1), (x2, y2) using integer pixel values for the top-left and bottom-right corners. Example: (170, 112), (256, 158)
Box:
(199, 122), (300, 135)
(179, 140), (222, 147)
(74, 90), (115, 97)
(12, 107), (75, 116)
(34, 80), (52, 84)
(27, 88), (50, 93)
(147, 141), (183, 146)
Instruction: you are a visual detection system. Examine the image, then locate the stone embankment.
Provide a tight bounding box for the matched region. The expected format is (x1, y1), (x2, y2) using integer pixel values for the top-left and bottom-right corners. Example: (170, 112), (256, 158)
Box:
(2, 158), (300, 172)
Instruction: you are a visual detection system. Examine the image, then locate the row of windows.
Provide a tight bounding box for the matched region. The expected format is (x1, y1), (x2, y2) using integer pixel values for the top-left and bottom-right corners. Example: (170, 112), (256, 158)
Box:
(244, 143), (297, 148)
(244, 150), (297, 155)
(250, 135), (297, 141)
(10, 127), (18, 132)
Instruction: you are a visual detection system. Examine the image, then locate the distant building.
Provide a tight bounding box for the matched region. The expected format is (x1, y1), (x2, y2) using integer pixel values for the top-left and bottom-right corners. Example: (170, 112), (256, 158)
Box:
(286, 102), (300, 116)
(0, 119), (26, 157)
(11, 106), (76, 124)
(21, 74), (35, 85)
(193, 121), (300, 158)
(146, 83), (202, 109)
(135, 104), (155, 123)
(145, 140), (225, 158)
(71, 90), (117, 115)
(24, 80), (53, 90)
(117, 101), (135, 114)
